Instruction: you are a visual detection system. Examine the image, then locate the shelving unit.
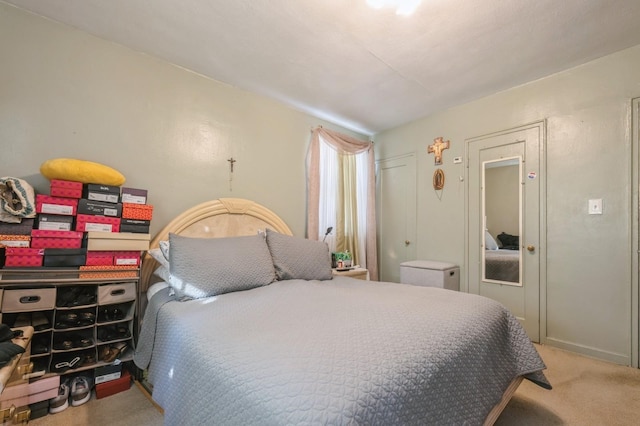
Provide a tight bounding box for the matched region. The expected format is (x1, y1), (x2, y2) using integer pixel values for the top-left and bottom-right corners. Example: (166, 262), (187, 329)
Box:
(0, 268), (137, 381)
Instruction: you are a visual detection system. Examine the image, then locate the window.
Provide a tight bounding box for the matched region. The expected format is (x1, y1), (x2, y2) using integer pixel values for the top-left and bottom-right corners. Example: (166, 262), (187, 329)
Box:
(307, 127), (378, 279)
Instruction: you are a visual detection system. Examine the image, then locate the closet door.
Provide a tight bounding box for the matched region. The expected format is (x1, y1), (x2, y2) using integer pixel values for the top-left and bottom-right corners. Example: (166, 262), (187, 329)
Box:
(467, 123), (544, 342)
(376, 154), (416, 283)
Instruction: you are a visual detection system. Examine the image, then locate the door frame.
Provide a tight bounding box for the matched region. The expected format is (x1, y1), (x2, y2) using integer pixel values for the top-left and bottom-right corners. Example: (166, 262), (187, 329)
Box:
(464, 121), (547, 342)
(632, 98), (639, 368)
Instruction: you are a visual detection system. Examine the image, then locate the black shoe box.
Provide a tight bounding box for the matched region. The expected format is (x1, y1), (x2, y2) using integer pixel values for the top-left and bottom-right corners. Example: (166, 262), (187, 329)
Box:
(29, 400), (49, 420)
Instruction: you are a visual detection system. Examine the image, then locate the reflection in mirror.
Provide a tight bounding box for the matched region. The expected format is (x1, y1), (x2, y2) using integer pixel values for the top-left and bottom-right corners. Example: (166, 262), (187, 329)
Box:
(482, 157), (522, 286)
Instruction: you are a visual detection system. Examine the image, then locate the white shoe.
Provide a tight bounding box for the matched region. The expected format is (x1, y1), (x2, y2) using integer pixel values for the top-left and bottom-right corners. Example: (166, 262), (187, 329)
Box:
(70, 376), (92, 406)
(49, 379), (70, 414)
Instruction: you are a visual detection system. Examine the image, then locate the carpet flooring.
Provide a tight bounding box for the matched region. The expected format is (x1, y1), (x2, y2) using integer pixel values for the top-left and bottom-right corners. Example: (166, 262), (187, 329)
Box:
(28, 381), (163, 426)
(497, 344), (640, 425)
(25, 344), (640, 425)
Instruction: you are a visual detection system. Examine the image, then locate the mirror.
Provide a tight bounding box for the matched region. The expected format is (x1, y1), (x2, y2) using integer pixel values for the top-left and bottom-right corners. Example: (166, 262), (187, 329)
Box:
(482, 156), (522, 286)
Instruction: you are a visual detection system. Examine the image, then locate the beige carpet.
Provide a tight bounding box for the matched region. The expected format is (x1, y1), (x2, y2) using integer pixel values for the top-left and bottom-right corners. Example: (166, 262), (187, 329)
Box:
(497, 344), (640, 425)
(29, 381), (163, 426)
(26, 344), (640, 425)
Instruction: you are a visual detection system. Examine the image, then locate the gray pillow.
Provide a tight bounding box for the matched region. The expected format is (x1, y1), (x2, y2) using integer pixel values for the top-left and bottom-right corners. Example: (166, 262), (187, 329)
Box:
(265, 229), (332, 281)
(169, 233), (276, 298)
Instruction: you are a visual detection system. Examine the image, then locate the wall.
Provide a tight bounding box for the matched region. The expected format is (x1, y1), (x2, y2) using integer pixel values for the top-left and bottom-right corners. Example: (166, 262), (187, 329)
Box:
(0, 3), (364, 238)
(374, 45), (640, 365)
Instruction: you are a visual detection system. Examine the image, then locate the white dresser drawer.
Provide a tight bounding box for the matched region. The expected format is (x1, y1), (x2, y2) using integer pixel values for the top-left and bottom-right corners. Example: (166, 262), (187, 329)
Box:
(1, 288), (56, 313)
(98, 282), (136, 305)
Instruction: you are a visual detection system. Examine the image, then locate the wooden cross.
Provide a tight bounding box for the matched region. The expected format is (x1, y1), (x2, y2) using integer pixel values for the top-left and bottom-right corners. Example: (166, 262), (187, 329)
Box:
(427, 137), (450, 165)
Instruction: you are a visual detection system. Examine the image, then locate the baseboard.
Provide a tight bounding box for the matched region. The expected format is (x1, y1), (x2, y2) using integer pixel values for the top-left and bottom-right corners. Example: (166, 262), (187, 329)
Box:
(543, 337), (630, 366)
(134, 380), (164, 414)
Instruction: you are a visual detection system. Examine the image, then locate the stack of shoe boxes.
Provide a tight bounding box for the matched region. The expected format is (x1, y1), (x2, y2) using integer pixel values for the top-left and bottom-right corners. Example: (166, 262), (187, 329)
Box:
(0, 217), (35, 267)
(0, 180), (153, 270)
(79, 184), (152, 271)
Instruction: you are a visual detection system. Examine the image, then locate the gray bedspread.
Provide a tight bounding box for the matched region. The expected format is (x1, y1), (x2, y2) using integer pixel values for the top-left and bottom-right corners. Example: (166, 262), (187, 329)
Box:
(135, 277), (549, 426)
(485, 249), (520, 283)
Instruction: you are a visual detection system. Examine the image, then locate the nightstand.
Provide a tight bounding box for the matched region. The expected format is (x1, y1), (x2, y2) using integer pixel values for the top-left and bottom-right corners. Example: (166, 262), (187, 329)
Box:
(332, 267), (369, 280)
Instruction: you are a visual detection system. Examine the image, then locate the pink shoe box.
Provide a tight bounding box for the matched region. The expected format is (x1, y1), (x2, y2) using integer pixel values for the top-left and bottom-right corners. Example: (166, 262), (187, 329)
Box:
(75, 214), (120, 233)
(0, 375), (59, 407)
(50, 179), (83, 199)
(30, 229), (84, 249)
(35, 194), (78, 216)
(113, 251), (141, 266)
(86, 251), (115, 266)
(3, 247), (44, 267)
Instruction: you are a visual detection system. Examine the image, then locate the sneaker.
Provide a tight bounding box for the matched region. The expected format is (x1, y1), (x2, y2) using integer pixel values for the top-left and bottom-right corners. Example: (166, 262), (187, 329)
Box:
(70, 376), (92, 407)
(49, 379), (70, 414)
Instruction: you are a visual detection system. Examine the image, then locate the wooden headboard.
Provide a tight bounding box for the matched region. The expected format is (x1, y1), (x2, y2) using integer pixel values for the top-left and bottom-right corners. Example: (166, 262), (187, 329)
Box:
(140, 198), (293, 292)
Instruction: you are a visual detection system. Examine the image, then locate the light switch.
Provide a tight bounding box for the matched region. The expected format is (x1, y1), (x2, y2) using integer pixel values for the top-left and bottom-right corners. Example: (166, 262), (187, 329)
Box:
(588, 199), (603, 215)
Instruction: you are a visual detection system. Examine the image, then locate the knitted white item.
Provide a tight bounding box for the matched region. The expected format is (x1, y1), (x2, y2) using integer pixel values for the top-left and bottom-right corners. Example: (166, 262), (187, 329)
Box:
(0, 177), (36, 223)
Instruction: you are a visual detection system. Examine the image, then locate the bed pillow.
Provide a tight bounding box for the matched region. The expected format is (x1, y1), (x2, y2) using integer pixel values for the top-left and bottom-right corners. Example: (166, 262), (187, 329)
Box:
(497, 232), (520, 250)
(159, 240), (170, 259)
(148, 247), (169, 269)
(265, 228), (333, 281)
(169, 233), (276, 298)
(485, 231), (499, 250)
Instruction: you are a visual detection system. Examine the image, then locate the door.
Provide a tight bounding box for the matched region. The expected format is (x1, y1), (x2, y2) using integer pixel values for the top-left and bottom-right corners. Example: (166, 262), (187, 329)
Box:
(467, 123), (543, 342)
(377, 154), (416, 283)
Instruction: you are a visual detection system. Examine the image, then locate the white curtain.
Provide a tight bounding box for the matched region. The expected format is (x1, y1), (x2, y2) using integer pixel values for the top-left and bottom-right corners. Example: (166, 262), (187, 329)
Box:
(307, 127), (378, 280)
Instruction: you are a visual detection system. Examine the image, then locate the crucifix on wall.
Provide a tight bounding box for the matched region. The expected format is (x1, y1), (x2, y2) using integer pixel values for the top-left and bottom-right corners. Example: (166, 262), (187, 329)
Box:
(227, 157), (236, 191)
(427, 137), (450, 165)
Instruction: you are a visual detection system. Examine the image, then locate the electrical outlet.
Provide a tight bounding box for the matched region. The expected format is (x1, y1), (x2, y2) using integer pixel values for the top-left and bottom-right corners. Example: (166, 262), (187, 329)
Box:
(588, 199), (603, 215)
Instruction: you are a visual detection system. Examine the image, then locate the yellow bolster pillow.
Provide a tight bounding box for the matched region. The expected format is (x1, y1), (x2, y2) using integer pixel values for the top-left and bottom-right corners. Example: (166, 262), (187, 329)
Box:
(40, 158), (126, 186)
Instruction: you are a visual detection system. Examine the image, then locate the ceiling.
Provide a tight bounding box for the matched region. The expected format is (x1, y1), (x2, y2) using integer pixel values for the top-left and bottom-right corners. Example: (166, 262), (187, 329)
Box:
(5, 0), (640, 135)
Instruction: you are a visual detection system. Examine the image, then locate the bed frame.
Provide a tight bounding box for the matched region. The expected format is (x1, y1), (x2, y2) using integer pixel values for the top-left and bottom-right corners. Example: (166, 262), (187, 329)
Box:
(137, 197), (518, 426)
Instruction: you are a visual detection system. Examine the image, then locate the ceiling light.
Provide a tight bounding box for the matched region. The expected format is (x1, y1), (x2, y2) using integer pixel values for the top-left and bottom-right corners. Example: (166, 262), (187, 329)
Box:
(366, 0), (422, 16)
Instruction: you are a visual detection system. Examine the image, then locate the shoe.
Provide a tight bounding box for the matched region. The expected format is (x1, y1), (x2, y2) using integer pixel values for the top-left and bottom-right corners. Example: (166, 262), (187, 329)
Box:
(70, 376), (92, 407)
(78, 311), (96, 326)
(102, 342), (128, 363)
(53, 339), (74, 350)
(32, 311), (51, 331)
(13, 313), (31, 328)
(51, 355), (82, 373)
(49, 379), (70, 414)
(56, 312), (79, 327)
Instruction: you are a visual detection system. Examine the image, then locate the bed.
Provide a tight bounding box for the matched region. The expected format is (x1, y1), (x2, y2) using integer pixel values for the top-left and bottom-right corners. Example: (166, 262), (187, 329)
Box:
(484, 249), (520, 283)
(134, 198), (550, 426)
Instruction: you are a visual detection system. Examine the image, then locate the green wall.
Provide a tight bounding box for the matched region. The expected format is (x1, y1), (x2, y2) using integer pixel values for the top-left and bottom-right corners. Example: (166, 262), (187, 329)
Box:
(0, 3), (364, 238)
(374, 45), (640, 366)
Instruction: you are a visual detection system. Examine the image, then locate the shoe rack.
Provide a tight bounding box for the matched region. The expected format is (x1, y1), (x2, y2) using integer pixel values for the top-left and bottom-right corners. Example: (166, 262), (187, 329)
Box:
(0, 268), (137, 382)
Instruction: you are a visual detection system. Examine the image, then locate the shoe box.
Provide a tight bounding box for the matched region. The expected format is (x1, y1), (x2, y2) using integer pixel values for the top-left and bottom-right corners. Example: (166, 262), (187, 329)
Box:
(95, 369), (131, 399)
(94, 363), (122, 384)
(29, 399), (49, 420)
(0, 376), (60, 409)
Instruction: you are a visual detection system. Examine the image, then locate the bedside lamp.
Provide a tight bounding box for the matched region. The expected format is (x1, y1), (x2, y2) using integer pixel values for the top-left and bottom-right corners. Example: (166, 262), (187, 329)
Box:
(322, 226), (333, 242)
